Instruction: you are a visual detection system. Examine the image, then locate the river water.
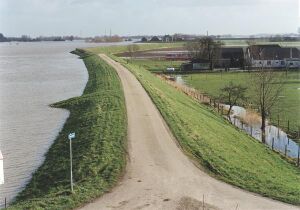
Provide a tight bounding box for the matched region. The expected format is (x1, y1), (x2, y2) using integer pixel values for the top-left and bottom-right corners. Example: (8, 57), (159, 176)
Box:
(0, 41), (127, 208)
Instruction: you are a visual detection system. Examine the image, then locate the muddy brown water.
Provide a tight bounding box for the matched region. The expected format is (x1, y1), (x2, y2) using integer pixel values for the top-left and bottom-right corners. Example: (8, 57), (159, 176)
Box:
(0, 41), (128, 208)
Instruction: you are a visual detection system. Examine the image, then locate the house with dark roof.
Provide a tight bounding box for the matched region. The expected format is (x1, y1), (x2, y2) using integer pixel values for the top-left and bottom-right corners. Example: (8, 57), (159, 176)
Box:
(247, 44), (300, 69)
(217, 47), (245, 68)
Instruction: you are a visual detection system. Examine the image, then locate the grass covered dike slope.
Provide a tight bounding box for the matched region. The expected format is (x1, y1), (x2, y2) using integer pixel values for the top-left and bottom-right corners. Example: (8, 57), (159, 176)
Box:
(183, 72), (300, 138)
(109, 55), (300, 205)
(9, 50), (127, 210)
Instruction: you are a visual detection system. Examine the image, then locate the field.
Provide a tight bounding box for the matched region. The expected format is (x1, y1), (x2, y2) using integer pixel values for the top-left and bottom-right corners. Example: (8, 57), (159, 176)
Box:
(130, 59), (183, 72)
(87, 42), (184, 55)
(9, 50), (127, 209)
(109, 54), (300, 205)
(183, 71), (300, 138)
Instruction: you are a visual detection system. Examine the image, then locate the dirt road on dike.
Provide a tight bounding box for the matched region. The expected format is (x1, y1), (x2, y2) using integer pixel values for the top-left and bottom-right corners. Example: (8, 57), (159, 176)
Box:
(79, 54), (299, 210)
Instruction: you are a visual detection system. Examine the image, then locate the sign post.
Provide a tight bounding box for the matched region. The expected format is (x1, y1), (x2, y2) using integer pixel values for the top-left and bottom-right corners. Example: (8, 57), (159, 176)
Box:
(68, 132), (75, 193)
(0, 150), (4, 185)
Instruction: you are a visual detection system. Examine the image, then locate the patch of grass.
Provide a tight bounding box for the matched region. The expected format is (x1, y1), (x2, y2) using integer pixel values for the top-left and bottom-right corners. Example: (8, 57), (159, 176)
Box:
(130, 59), (183, 73)
(8, 50), (127, 210)
(111, 55), (300, 205)
(183, 72), (300, 138)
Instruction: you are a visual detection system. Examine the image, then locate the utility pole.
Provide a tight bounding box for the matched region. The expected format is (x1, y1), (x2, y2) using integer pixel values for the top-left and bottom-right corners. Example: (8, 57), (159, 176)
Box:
(68, 132), (75, 193)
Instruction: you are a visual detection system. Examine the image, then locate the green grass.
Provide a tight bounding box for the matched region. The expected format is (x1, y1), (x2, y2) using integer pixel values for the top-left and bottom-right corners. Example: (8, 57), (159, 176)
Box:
(109, 54), (300, 205)
(130, 59), (183, 72)
(8, 50), (127, 210)
(183, 72), (300, 138)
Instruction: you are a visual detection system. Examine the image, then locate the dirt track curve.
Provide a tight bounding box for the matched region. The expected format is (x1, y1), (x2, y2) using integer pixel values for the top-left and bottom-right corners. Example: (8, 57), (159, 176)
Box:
(79, 54), (299, 210)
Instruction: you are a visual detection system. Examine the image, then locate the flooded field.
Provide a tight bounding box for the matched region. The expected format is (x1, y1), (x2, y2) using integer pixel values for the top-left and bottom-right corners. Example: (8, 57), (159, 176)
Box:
(0, 41), (126, 207)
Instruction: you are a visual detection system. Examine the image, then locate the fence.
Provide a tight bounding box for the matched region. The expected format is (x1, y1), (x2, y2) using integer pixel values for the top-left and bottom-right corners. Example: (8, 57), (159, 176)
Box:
(157, 74), (300, 166)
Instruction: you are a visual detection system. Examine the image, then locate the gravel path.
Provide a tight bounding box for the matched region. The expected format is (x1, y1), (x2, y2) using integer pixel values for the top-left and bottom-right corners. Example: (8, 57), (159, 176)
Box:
(79, 54), (299, 210)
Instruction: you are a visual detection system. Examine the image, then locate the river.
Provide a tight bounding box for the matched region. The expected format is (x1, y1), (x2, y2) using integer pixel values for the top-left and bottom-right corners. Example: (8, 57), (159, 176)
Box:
(0, 41), (128, 208)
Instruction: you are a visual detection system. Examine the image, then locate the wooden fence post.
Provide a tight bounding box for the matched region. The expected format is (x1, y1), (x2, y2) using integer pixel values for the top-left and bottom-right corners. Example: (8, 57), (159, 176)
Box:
(285, 144), (287, 156)
(297, 146), (300, 167)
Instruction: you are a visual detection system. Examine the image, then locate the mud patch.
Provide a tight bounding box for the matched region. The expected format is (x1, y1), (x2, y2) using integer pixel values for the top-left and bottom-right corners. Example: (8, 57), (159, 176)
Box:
(176, 196), (220, 210)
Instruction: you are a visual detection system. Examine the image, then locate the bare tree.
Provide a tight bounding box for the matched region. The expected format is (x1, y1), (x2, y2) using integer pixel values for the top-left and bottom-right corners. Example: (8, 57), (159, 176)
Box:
(185, 37), (223, 70)
(127, 44), (140, 61)
(251, 70), (284, 143)
(219, 82), (247, 117)
(247, 41), (284, 143)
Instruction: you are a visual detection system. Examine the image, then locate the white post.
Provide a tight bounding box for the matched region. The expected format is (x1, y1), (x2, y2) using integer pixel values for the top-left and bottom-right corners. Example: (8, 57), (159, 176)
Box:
(68, 133), (75, 193)
(0, 150), (4, 185)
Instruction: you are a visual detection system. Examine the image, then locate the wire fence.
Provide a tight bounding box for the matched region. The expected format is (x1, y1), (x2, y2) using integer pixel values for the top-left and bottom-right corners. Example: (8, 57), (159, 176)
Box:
(157, 74), (300, 166)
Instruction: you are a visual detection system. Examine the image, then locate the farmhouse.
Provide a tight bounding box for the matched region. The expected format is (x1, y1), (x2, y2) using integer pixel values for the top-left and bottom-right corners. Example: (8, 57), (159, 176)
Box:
(247, 44), (300, 69)
(180, 47), (245, 71)
(218, 47), (245, 68)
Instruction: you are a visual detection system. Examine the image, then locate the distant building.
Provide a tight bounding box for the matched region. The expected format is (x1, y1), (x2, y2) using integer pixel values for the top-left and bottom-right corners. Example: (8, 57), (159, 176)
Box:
(150, 36), (160, 42)
(162, 35), (173, 42)
(141, 37), (148, 42)
(247, 44), (300, 69)
(218, 47), (245, 68)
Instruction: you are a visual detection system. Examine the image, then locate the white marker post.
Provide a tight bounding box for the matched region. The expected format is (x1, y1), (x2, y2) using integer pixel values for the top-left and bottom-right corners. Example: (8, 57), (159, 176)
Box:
(0, 150), (4, 185)
(68, 132), (75, 193)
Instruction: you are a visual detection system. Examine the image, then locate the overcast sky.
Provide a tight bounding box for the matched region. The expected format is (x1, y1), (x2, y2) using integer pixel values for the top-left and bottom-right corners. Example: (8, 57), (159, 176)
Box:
(0, 0), (299, 37)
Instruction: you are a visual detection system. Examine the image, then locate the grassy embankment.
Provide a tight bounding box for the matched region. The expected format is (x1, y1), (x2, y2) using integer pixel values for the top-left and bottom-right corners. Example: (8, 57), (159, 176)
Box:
(9, 50), (127, 210)
(89, 45), (300, 204)
(183, 72), (300, 139)
(126, 57), (300, 140)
